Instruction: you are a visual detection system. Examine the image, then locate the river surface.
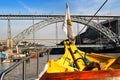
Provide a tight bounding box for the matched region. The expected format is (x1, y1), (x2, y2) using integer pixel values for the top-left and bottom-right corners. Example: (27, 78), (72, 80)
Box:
(0, 53), (120, 80)
(0, 54), (62, 80)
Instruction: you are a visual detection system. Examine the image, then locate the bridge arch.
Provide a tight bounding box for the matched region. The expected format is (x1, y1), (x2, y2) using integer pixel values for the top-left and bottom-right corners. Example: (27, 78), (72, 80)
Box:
(13, 17), (119, 45)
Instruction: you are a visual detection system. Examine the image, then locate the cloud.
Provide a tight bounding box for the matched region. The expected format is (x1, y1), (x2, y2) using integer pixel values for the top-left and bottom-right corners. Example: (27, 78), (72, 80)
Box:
(17, 0), (45, 14)
(92, 0), (105, 3)
(17, 0), (38, 14)
(68, 0), (120, 15)
(16, 0), (56, 15)
(69, 0), (105, 15)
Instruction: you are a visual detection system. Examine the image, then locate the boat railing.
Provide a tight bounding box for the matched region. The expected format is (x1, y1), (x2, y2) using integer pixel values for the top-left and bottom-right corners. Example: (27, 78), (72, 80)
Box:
(0, 51), (42, 80)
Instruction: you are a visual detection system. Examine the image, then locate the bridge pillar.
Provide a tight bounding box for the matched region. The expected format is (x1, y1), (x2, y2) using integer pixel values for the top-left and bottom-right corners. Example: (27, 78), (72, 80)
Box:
(7, 19), (13, 49)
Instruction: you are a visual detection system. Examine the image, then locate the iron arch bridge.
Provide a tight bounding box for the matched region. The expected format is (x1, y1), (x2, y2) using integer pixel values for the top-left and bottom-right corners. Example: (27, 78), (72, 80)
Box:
(13, 17), (120, 45)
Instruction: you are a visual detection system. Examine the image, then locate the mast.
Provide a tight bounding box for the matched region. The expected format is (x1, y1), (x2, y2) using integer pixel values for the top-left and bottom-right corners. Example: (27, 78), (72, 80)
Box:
(62, 3), (75, 44)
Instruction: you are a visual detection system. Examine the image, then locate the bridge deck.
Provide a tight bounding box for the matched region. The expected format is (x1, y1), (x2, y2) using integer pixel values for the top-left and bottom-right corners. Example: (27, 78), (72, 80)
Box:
(0, 15), (120, 20)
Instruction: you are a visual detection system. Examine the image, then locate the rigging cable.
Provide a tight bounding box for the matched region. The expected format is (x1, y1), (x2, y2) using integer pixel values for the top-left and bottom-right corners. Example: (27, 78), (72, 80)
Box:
(76, 0), (108, 37)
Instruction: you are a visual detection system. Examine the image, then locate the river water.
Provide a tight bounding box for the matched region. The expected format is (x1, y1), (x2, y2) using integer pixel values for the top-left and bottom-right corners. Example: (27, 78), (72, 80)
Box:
(0, 53), (120, 80)
(0, 54), (62, 80)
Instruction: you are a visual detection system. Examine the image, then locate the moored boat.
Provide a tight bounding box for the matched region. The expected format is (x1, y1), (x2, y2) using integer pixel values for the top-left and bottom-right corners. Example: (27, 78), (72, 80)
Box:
(37, 2), (120, 80)
(38, 41), (120, 80)
(41, 70), (120, 80)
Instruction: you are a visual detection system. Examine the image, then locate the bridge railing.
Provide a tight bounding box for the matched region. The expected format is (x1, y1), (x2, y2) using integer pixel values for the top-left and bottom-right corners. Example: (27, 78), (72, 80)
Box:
(0, 50), (50, 80)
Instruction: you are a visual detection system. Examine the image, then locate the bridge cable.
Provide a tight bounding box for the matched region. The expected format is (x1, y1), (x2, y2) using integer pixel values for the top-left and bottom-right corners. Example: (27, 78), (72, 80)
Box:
(76, 0), (108, 37)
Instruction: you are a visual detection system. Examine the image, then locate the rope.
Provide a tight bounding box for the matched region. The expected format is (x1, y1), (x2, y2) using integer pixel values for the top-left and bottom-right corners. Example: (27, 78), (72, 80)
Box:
(74, 50), (90, 66)
(76, 0), (108, 37)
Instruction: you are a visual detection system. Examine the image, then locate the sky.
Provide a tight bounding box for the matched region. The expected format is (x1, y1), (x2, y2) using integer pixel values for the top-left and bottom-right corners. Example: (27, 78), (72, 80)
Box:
(0, 0), (120, 45)
(0, 0), (120, 15)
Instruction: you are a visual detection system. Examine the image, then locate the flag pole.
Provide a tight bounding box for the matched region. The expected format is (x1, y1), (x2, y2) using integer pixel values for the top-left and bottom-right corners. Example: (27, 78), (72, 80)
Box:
(62, 3), (75, 44)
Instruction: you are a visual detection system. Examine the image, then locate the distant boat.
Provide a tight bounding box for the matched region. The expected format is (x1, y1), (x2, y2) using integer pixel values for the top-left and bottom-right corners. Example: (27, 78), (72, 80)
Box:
(2, 58), (12, 63)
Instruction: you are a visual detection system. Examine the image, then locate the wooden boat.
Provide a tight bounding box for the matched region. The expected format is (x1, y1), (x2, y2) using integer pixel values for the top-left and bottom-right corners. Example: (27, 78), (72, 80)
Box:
(38, 41), (120, 80)
(37, 3), (120, 80)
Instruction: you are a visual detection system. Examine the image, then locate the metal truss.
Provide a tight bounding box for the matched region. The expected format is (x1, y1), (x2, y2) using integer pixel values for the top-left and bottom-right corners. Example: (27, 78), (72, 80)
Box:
(13, 17), (64, 45)
(13, 17), (120, 45)
(0, 15), (120, 20)
(72, 17), (120, 45)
